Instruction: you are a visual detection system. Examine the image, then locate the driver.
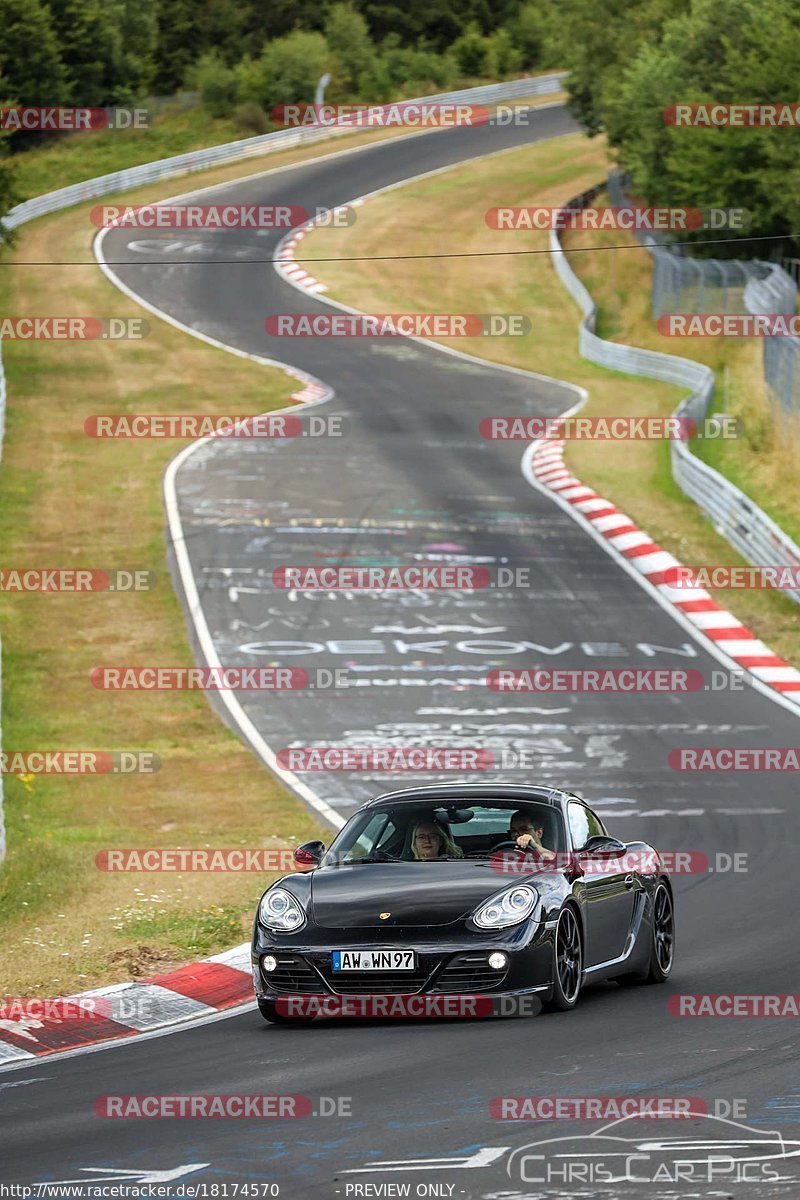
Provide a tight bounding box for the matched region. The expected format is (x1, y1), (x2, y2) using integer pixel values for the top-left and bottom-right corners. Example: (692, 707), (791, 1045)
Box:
(507, 810), (556, 862)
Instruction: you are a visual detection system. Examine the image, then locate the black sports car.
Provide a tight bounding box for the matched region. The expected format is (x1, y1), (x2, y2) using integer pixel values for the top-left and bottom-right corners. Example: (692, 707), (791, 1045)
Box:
(252, 783), (675, 1022)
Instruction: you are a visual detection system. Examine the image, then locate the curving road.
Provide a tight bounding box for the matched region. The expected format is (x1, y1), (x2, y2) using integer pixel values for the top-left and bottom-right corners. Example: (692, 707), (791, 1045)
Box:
(3, 105), (800, 1200)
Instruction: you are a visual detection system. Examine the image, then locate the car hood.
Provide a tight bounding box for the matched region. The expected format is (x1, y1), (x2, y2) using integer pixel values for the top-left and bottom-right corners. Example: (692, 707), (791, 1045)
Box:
(309, 860), (510, 928)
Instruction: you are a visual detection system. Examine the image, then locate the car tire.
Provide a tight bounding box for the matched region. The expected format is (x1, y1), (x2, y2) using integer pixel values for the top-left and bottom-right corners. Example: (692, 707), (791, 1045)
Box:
(617, 882), (675, 986)
(546, 905), (583, 1011)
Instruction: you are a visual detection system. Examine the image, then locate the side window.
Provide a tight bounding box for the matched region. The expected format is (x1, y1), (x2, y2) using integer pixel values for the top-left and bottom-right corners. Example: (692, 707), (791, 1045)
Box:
(585, 807), (607, 838)
(567, 802), (589, 850)
(351, 813), (394, 856)
(567, 802), (606, 849)
(374, 817), (400, 852)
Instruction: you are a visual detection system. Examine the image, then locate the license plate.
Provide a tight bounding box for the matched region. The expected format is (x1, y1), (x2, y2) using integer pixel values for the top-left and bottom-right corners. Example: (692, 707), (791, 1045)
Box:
(331, 950), (415, 971)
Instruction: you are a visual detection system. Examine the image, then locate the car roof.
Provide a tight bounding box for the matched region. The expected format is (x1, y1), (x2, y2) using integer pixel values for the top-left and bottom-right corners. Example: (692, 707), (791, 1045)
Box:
(362, 782), (573, 810)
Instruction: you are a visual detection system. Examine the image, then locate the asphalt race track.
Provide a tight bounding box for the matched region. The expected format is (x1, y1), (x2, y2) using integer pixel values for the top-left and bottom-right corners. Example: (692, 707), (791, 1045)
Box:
(3, 104), (800, 1199)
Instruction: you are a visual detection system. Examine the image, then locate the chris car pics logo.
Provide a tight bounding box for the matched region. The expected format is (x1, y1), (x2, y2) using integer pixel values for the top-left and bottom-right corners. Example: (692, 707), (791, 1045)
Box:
(506, 1113), (799, 1187)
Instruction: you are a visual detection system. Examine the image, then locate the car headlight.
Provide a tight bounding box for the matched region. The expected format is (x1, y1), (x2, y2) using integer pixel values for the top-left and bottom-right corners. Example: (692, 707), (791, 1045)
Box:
(472, 885), (539, 930)
(259, 887), (306, 932)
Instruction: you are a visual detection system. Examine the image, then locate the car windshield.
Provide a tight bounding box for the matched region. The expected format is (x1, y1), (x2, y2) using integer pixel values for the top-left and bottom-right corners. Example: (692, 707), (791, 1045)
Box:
(325, 800), (566, 864)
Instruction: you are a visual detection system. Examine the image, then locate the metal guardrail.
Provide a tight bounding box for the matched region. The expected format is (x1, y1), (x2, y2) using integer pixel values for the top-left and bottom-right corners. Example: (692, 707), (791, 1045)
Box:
(550, 181), (800, 605)
(607, 169), (800, 414)
(3, 75), (565, 234)
(0, 72), (566, 863)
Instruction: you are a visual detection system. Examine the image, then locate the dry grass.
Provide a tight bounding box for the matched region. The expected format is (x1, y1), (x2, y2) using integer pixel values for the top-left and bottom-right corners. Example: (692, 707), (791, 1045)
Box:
(0, 187), (324, 998)
(304, 131), (799, 660)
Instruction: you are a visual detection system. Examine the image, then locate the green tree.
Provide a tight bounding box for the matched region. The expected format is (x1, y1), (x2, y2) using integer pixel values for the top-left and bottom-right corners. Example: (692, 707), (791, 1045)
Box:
(506, 1), (563, 70)
(0, 74), (19, 237)
(193, 50), (237, 117)
(238, 31), (329, 114)
(48, 0), (126, 105)
(605, 0), (800, 250)
(487, 28), (522, 77)
(154, 0), (205, 91)
(451, 23), (492, 77)
(325, 4), (374, 95)
(561, 0), (685, 136)
(357, 0), (521, 52)
(116, 0), (159, 98)
(379, 38), (456, 93)
(196, 0), (247, 66)
(240, 0), (328, 49)
(0, 0), (69, 108)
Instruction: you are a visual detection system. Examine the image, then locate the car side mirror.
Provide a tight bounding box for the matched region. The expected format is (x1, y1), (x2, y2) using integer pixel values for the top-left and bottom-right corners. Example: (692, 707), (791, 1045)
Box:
(581, 835), (627, 858)
(294, 840), (325, 868)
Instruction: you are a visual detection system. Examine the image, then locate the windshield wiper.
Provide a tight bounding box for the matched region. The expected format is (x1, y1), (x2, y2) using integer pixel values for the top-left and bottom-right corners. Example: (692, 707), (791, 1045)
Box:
(346, 853), (402, 864)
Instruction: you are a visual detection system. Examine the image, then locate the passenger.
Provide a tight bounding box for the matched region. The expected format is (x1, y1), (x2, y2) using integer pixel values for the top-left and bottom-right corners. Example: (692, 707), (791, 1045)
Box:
(507, 810), (556, 862)
(410, 819), (464, 860)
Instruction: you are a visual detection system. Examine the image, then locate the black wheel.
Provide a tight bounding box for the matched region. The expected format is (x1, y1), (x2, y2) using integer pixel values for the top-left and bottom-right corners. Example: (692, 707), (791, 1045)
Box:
(618, 882), (675, 986)
(547, 905), (583, 1011)
(648, 883), (675, 982)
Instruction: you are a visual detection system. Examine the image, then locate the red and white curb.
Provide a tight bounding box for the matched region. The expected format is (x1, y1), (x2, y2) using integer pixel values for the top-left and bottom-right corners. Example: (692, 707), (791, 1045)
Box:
(274, 200), (365, 295)
(527, 437), (800, 702)
(289, 375), (329, 403)
(0, 943), (253, 1067)
(276, 225), (328, 293)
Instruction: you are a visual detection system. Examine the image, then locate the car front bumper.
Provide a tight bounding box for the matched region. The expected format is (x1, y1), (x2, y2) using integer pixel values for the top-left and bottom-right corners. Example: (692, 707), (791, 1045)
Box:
(251, 919), (556, 1005)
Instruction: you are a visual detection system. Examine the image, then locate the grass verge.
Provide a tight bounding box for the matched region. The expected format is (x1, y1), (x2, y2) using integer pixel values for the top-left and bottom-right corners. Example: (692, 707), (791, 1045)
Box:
(303, 131), (800, 660)
(0, 170), (330, 1000)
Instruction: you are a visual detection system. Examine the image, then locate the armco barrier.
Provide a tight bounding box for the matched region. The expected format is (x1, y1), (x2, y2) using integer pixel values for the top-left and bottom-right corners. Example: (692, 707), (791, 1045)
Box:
(2, 75), (565, 235)
(550, 181), (800, 605)
(607, 169), (800, 415)
(0, 74), (566, 863)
